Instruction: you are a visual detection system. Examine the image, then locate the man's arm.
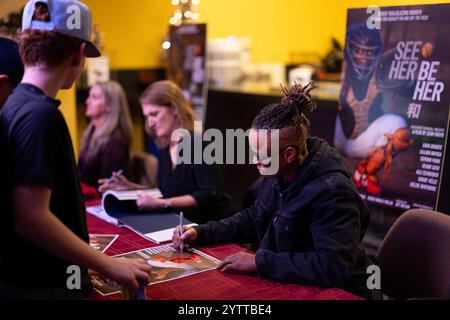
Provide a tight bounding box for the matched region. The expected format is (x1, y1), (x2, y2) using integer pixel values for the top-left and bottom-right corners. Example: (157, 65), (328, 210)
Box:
(13, 185), (152, 291)
(172, 202), (262, 251)
(194, 202), (262, 246)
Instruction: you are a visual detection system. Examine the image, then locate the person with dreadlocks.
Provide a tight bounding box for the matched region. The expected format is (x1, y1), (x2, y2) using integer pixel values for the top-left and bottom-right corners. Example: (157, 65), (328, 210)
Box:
(173, 82), (373, 299)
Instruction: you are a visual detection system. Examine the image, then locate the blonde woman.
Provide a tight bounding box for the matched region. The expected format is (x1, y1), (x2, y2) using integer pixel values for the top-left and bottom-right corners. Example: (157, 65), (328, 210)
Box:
(99, 80), (233, 224)
(78, 80), (133, 187)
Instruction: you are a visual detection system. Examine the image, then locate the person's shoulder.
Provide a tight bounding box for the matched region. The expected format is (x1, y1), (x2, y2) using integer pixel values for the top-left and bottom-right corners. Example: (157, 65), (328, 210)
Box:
(25, 100), (61, 124)
(8, 98), (62, 136)
(9, 85), (59, 114)
(317, 170), (354, 192)
(3, 94), (55, 119)
(308, 138), (354, 190)
(256, 177), (277, 196)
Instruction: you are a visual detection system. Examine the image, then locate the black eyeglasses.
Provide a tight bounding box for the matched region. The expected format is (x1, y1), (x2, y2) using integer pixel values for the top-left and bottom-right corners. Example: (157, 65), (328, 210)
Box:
(255, 145), (300, 165)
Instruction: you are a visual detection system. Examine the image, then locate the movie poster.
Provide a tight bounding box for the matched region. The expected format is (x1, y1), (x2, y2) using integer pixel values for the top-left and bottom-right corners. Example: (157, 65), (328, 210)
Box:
(168, 23), (208, 112)
(335, 4), (450, 211)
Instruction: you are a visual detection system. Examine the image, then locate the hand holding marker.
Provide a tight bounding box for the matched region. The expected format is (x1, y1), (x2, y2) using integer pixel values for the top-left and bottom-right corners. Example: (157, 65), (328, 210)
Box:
(106, 169), (123, 184)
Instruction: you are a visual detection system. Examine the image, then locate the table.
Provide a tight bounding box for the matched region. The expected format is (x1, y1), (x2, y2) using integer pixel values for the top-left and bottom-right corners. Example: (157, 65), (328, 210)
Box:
(86, 213), (363, 300)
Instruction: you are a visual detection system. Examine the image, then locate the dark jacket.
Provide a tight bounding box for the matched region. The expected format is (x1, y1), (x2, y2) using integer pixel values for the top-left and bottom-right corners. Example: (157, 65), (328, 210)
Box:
(195, 137), (372, 298)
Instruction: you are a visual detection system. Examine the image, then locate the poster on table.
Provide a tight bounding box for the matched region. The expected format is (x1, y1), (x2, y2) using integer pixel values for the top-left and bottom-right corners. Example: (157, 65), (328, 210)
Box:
(93, 245), (219, 296)
(334, 4), (450, 212)
(89, 234), (118, 253)
(168, 23), (208, 114)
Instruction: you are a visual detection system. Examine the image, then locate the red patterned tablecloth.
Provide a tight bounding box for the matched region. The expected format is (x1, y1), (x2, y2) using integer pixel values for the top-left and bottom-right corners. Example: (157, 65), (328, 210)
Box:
(86, 212), (363, 300)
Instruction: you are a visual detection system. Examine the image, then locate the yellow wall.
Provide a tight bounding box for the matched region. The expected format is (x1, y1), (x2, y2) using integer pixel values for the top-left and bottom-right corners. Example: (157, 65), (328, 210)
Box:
(198, 0), (450, 64)
(0, 0), (27, 19)
(199, 1), (341, 63)
(7, 0), (445, 68)
(80, 0), (450, 67)
(83, 0), (173, 69)
(57, 88), (79, 157)
(11, 0), (447, 153)
(56, 0), (172, 153)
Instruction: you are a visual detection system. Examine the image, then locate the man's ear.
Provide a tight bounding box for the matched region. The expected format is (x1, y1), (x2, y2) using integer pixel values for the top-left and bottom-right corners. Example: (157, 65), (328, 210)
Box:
(72, 43), (87, 66)
(284, 147), (297, 164)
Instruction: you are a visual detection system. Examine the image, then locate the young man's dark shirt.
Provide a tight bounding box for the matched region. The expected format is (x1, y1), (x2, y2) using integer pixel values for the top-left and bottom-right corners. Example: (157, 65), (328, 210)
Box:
(0, 84), (91, 296)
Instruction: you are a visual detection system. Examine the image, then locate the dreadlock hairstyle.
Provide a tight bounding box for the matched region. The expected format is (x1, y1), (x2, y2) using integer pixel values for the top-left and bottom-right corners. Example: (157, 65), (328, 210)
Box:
(252, 81), (317, 130)
(252, 81), (318, 157)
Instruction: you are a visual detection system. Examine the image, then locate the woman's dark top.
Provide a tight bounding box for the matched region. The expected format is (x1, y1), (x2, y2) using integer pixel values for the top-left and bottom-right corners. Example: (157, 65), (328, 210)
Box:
(158, 135), (234, 224)
(78, 127), (130, 188)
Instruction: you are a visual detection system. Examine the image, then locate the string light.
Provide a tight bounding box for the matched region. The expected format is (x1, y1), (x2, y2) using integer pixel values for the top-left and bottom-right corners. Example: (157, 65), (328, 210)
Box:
(169, 0), (200, 26)
(162, 41), (171, 50)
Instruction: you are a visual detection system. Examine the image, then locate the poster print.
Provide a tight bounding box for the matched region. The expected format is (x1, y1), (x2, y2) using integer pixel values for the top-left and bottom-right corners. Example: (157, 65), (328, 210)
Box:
(334, 4), (450, 211)
(168, 23), (208, 110)
(93, 245), (219, 296)
(89, 234), (118, 253)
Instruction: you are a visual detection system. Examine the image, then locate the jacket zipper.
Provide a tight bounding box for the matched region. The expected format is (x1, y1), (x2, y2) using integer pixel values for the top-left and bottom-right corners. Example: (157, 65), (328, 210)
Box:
(273, 192), (283, 223)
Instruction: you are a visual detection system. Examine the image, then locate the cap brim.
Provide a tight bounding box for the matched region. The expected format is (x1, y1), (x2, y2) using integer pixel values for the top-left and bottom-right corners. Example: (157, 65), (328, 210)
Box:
(85, 42), (101, 58)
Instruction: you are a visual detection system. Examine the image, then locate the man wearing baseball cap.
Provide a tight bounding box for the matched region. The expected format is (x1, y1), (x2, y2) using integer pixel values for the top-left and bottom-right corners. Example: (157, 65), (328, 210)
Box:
(0, 0), (151, 299)
(0, 37), (24, 108)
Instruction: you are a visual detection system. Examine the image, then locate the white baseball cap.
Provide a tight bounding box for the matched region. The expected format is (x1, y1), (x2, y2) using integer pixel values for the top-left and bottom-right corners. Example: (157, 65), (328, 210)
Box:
(22, 0), (101, 57)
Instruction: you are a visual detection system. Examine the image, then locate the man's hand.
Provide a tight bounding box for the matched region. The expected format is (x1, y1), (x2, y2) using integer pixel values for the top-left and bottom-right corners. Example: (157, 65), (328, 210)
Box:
(217, 252), (257, 274)
(102, 257), (152, 293)
(172, 225), (197, 250)
(89, 269), (109, 290)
